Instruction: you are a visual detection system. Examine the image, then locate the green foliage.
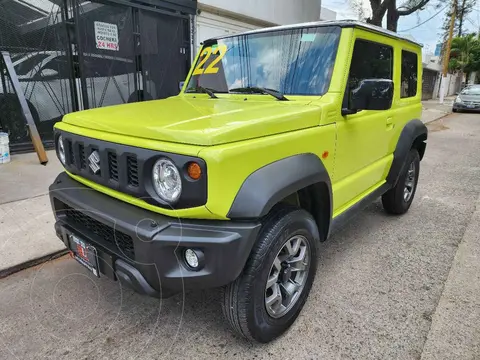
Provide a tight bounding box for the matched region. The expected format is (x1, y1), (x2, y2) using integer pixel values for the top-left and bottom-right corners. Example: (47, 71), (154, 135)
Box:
(448, 34), (480, 73)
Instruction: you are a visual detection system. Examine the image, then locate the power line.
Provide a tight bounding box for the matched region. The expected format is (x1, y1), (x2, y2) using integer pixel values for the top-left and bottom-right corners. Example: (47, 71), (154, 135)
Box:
(398, 4), (449, 32)
(465, 16), (478, 28)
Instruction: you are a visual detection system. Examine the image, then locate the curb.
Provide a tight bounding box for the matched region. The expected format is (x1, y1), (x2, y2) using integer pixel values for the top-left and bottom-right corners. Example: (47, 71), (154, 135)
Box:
(0, 249), (69, 279)
(423, 112), (452, 125)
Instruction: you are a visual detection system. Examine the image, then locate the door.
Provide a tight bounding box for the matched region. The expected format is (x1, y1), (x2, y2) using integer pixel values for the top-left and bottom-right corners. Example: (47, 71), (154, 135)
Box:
(75, 1), (138, 109)
(332, 37), (395, 214)
(83, 55), (136, 107)
(139, 10), (190, 99)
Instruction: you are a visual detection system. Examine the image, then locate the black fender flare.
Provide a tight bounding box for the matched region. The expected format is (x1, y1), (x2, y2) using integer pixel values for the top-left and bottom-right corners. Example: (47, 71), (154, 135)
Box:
(387, 119), (428, 186)
(227, 153), (332, 221)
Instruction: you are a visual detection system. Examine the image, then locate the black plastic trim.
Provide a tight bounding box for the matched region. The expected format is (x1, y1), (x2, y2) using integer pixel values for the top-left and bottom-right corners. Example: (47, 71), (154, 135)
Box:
(54, 130), (207, 209)
(49, 172), (261, 296)
(227, 153), (332, 219)
(329, 182), (391, 237)
(386, 119), (427, 186)
(115, 259), (159, 297)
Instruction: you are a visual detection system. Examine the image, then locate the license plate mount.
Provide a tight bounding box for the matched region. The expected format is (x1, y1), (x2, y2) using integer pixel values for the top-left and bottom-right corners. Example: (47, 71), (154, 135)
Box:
(69, 235), (100, 277)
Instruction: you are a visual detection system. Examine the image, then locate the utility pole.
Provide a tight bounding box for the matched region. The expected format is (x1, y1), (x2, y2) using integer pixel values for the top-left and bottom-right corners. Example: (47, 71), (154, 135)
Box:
(439, 0), (457, 103)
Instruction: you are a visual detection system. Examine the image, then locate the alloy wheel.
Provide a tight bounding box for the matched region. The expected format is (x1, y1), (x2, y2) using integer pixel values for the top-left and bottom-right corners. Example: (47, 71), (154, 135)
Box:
(265, 235), (310, 318)
(404, 161), (416, 202)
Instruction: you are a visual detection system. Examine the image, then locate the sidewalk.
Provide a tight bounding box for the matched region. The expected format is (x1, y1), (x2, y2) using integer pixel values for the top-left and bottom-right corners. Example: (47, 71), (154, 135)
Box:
(0, 101), (454, 276)
(421, 194), (480, 359)
(422, 97), (455, 124)
(0, 151), (66, 277)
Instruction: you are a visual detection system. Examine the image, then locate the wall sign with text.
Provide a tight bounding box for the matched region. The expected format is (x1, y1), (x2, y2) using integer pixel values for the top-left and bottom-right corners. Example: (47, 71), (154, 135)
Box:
(94, 21), (119, 51)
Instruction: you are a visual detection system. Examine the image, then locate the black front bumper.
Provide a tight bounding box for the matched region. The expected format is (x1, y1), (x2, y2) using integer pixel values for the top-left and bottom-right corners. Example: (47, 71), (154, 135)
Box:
(49, 172), (261, 297)
(453, 103), (480, 111)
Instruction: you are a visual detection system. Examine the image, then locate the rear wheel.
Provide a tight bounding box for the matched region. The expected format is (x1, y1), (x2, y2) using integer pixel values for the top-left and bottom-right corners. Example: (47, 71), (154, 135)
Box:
(221, 206), (319, 343)
(382, 149), (420, 214)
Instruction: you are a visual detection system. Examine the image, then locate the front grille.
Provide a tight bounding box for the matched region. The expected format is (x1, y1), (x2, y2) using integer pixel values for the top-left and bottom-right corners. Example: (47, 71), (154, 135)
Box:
(79, 144), (86, 169)
(127, 156), (139, 187)
(108, 152), (119, 181)
(67, 140), (75, 166)
(57, 130), (208, 209)
(464, 101), (480, 106)
(63, 204), (135, 258)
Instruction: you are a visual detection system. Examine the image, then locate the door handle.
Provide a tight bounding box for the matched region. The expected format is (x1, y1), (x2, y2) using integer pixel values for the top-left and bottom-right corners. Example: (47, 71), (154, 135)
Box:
(386, 117), (394, 130)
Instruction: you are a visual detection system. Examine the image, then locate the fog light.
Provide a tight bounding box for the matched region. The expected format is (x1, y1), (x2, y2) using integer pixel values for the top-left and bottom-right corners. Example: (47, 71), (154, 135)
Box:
(184, 249), (204, 270)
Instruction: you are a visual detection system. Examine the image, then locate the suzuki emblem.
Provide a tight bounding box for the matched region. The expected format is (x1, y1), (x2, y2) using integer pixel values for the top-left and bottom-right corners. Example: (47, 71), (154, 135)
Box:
(88, 150), (101, 174)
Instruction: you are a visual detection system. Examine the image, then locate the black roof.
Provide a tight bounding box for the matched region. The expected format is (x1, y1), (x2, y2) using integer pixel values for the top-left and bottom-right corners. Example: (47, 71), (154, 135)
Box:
(206, 20), (422, 47)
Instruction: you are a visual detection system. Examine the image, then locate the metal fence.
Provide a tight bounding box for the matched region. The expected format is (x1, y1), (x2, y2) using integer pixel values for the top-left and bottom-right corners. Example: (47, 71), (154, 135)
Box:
(0, 0), (72, 150)
(0, 0), (195, 153)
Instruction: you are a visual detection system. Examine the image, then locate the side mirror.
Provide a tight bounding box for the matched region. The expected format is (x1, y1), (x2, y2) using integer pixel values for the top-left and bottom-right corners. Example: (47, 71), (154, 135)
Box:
(40, 68), (58, 78)
(342, 79), (393, 116)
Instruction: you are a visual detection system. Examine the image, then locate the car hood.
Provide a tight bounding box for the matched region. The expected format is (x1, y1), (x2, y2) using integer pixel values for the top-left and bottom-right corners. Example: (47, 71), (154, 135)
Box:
(62, 96), (322, 146)
(459, 94), (480, 102)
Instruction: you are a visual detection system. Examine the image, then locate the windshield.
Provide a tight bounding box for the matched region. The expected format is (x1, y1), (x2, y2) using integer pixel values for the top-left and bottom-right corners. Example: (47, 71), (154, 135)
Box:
(461, 86), (480, 96)
(186, 26), (341, 96)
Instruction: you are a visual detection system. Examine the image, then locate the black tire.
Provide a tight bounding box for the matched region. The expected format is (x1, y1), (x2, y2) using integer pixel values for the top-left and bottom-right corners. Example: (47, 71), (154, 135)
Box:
(221, 206), (319, 343)
(382, 149), (420, 215)
(452, 108), (457, 113)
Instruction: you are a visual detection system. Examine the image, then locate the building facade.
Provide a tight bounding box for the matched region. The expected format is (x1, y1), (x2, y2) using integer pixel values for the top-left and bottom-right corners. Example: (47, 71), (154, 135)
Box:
(195, 0), (328, 50)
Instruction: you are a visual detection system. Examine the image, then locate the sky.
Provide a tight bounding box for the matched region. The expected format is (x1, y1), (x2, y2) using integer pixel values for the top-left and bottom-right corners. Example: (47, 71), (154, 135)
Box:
(322, 0), (480, 54)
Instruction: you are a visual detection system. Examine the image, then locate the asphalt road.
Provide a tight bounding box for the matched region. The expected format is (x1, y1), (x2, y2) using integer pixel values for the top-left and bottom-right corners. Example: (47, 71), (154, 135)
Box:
(1, 113), (479, 360)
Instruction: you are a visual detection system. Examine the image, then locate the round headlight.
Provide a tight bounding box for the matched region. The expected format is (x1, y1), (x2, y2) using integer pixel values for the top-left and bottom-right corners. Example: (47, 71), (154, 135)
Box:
(456, 96), (463, 103)
(57, 135), (66, 165)
(152, 158), (182, 203)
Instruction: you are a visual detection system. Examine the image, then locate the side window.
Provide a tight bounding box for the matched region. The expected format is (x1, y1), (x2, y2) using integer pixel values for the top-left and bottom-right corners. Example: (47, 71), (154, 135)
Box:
(401, 50), (418, 98)
(346, 39), (393, 96)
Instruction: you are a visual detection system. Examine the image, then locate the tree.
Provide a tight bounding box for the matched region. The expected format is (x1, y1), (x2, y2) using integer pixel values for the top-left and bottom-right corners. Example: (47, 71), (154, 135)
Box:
(449, 34), (480, 81)
(365, 0), (431, 31)
(440, 0), (477, 39)
(456, 0), (476, 36)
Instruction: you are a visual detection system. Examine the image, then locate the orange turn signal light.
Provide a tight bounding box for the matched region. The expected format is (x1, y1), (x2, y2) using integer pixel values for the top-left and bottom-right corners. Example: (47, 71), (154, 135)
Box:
(187, 162), (202, 180)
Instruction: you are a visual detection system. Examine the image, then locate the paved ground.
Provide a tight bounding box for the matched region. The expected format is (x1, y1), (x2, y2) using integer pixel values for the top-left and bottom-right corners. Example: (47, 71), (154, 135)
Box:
(0, 150), (66, 274)
(421, 98), (454, 124)
(0, 112), (479, 359)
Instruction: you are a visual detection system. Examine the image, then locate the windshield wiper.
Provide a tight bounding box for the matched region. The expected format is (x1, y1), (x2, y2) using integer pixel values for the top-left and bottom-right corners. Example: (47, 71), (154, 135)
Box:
(229, 86), (289, 101)
(185, 86), (218, 99)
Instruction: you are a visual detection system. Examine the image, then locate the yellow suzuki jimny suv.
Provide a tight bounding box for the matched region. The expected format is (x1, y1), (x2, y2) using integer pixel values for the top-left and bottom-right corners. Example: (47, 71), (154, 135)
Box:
(49, 20), (427, 342)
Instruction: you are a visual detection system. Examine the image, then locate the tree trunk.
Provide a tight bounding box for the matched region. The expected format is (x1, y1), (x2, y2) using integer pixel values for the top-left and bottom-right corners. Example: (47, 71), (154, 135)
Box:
(458, 0), (467, 37)
(386, 0), (399, 32)
(367, 16), (383, 26)
(367, 0), (391, 26)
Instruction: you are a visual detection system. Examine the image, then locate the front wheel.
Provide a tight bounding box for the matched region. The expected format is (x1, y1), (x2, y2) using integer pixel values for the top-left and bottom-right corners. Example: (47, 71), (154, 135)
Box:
(221, 206), (319, 343)
(382, 149), (420, 214)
